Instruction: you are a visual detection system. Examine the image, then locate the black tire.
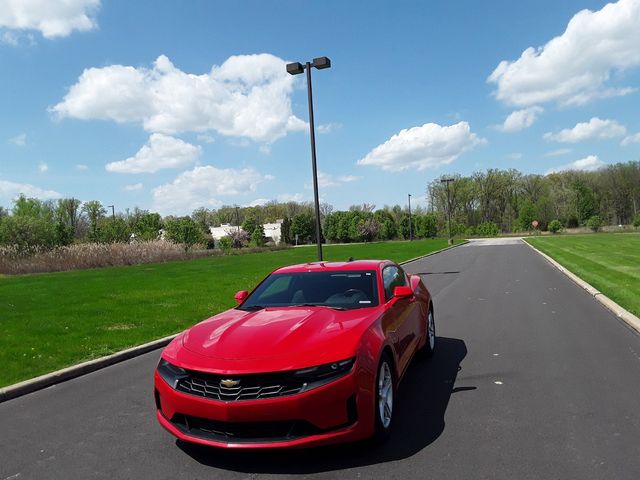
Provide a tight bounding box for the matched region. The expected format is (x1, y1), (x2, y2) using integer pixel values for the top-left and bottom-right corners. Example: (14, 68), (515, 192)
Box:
(419, 305), (436, 359)
(372, 352), (395, 444)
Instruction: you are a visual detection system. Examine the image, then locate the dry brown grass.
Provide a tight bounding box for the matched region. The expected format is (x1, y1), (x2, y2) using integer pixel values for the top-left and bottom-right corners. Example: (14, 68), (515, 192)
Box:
(0, 241), (291, 275)
(0, 241), (213, 274)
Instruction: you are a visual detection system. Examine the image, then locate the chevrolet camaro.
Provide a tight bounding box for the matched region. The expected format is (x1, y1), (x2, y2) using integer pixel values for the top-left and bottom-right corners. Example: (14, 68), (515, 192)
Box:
(154, 259), (435, 449)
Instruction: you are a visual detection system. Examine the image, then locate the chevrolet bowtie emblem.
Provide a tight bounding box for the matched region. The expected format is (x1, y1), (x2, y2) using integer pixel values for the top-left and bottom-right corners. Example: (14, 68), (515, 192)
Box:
(220, 379), (240, 388)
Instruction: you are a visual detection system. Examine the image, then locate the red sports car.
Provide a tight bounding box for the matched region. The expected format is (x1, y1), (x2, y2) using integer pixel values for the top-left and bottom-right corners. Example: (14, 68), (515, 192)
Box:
(154, 259), (435, 449)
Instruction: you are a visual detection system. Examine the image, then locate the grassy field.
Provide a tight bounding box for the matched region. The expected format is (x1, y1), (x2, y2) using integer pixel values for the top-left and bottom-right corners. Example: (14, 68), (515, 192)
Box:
(0, 239), (455, 387)
(527, 233), (640, 317)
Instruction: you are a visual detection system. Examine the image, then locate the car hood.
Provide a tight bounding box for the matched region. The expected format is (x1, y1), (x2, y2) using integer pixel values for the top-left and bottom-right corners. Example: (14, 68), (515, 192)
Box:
(181, 306), (377, 364)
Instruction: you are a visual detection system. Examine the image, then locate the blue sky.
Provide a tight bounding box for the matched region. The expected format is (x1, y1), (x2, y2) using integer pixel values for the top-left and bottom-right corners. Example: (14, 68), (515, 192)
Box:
(1, 0), (639, 215)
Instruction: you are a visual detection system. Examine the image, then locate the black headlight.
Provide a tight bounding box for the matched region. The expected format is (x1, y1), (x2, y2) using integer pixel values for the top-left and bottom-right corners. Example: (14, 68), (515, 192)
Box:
(157, 358), (188, 389)
(294, 358), (355, 392)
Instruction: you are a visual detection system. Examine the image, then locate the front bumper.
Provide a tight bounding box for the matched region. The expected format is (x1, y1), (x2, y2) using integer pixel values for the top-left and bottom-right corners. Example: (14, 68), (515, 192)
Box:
(154, 367), (375, 449)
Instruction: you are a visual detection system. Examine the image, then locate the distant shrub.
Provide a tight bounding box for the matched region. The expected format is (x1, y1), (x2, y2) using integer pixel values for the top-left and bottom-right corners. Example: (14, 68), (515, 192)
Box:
(633, 214), (640, 229)
(586, 215), (603, 232)
(464, 226), (476, 236)
(476, 221), (499, 237)
(566, 215), (579, 229)
(218, 236), (232, 253)
(250, 226), (266, 247)
(548, 219), (563, 234)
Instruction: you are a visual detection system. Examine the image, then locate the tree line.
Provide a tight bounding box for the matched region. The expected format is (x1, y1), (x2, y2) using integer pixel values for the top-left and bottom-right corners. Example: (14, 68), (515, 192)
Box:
(426, 160), (640, 235)
(1, 160), (639, 252)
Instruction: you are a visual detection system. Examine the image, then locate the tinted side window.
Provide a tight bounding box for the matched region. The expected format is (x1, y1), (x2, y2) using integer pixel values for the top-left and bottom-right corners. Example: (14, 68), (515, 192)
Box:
(382, 265), (406, 302)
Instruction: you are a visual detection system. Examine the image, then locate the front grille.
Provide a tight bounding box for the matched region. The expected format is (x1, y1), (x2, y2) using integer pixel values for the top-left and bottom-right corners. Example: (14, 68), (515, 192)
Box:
(176, 370), (306, 401)
(171, 414), (321, 443)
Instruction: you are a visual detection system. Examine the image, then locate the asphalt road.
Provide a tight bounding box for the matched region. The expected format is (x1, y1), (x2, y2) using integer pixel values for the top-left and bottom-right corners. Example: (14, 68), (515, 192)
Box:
(2, 239), (640, 479)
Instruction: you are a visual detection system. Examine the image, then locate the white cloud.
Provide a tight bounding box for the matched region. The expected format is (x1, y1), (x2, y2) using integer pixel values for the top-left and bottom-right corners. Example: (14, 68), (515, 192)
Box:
(0, 180), (60, 202)
(246, 198), (270, 207)
(196, 134), (215, 144)
(38, 162), (48, 173)
(124, 183), (143, 192)
(544, 148), (572, 157)
(488, 0), (640, 107)
(105, 134), (201, 174)
(152, 165), (274, 215)
(544, 117), (627, 143)
(8, 133), (26, 146)
(306, 171), (362, 189)
(76, 164), (89, 170)
(506, 153), (523, 160)
(317, 122), (342, 134)
(1, 31), (18, 45)
(546, 155), (605, 174)
(0, 0), (100, 39)
(357, 122), (486, 172)
(50, 54), (307, 143)
(621, 132), (640, 146)
(499, 106), (543, 132)
(277, 193), (305, 203)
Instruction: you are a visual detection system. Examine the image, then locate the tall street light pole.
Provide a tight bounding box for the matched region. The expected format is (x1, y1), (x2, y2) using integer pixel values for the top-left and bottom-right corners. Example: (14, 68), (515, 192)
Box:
(286, 57), (331, 262)
(440, 178), (455, 245)
(107, 205), (115, 220)
(408, 194), (413, 241)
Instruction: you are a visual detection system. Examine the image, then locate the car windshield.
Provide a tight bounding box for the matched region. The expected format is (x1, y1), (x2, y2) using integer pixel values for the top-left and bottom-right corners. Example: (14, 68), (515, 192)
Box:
(238, 270), (379, 311)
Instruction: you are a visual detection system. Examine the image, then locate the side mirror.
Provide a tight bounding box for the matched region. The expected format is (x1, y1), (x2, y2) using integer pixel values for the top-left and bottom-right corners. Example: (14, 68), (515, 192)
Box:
(234, 290), (249, 304)
(393, 285), (413, 299)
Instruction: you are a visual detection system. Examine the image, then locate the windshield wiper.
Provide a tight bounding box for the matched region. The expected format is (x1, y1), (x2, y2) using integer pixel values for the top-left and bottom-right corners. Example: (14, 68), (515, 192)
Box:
(239, 305), (265, 311)
(292, 303), (347, 311)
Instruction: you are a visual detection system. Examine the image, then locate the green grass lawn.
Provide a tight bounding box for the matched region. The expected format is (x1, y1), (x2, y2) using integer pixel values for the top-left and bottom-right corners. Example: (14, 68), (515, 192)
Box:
(526, 233), (640, 317)
(0, 239), (456, 387)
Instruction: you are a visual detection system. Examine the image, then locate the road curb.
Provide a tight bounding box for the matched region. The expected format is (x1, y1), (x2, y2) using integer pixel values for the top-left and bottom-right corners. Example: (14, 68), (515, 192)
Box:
(524, 240), (640, 336)
(400, 240), (469, 266)
(0, 333), (179, 403)
(1, 240), (467, 403)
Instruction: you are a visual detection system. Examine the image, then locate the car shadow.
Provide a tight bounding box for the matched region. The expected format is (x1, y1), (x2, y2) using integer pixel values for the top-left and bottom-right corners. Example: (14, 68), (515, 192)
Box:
(177, 336), (470, 474)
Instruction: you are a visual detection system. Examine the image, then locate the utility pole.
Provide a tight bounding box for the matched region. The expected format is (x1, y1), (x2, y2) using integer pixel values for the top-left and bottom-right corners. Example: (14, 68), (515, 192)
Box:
(440, 178), (455, 245)
(107, 205), (115, 220)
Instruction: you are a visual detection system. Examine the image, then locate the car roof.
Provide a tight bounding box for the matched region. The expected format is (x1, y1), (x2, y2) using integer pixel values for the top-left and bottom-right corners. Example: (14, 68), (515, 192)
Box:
(273, 259), (391, 274)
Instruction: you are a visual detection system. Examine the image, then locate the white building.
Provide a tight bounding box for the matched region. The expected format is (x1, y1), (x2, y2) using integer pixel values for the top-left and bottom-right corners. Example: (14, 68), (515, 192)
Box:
(209, 224), (237, 240)
(209, 220), (283, 245)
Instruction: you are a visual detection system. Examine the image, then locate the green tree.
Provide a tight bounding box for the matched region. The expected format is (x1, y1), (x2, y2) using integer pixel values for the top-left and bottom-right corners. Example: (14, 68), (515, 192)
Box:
(280, 217), (292, 244)
(374, 210), (397, 240)
(517, 200), (538, 231)
(55, 198), (82, 245)
(97, 216), (130, 243)
(165, 217), (205, 250)
(242, 217), (259, 237)
(129, 210), (163, 241)
(250, 225), (266, 247)
(82, 201), (106, 241)
(634, 214), (640, 229)
(290, 212), (314, 244)
(573, 180), (597, 224)
(0, 215), (57, 251)
(415, 214), (438, 238)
